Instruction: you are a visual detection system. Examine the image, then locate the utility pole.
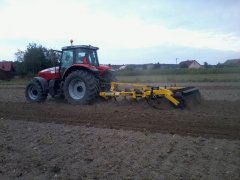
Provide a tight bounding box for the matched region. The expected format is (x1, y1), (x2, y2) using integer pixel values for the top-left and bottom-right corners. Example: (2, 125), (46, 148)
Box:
(176, 58), (179, 64)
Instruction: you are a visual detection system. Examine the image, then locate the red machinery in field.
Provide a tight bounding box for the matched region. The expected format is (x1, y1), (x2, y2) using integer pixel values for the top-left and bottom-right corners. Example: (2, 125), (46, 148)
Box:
(25, 43), (200, 109)
(25, 44), (116, 104)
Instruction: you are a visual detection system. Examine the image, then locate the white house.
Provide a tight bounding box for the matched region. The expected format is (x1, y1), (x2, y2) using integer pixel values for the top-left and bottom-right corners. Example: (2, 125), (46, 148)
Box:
(179, 60), (202, 69)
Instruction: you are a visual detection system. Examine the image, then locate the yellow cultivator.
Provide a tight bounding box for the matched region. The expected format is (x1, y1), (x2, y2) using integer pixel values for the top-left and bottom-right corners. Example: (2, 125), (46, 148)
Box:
(100, 82), (201, 109)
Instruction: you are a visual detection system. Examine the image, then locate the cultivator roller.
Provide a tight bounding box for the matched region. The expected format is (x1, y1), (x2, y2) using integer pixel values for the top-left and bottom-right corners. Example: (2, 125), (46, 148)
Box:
(99, 82), (201, 109)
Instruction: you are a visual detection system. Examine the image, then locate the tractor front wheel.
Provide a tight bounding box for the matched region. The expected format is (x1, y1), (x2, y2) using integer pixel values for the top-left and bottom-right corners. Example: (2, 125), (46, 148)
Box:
(25, 79), (47, 103)
(64, 70), (99, 104)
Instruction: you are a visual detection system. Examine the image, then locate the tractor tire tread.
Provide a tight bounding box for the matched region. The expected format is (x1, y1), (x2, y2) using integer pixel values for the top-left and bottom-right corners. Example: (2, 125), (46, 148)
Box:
(64, 70), (99, 104)
(25, 79), (47, 103)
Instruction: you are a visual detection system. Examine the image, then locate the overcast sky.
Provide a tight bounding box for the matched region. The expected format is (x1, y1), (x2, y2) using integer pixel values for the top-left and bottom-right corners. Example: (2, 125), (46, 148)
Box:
(0, 0), (239, 64)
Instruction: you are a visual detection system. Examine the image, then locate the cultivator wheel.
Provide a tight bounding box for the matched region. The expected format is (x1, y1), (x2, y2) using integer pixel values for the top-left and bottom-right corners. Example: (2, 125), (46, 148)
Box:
(146, 95), (172, 110)
(172, 95), (186, 109)
(146, 95), (186, 109)
(183, 90), (202, 108)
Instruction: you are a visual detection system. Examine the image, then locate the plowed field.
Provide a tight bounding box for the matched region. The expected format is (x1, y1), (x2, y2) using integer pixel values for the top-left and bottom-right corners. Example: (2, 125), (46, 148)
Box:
(0, 83), (240, 139)
(0, 82), (240, 179)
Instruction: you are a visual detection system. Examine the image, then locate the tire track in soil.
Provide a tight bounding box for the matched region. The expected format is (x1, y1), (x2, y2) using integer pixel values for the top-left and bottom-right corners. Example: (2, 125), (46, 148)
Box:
(0, 99), (239, 140)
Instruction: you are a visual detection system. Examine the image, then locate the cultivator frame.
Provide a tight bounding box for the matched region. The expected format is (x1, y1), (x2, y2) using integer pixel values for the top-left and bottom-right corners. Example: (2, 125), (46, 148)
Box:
(100, 82), (200, 109)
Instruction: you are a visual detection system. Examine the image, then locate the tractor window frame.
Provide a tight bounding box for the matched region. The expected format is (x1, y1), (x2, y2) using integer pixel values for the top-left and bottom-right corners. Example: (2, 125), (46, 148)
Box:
(59, 49), (74, 73)
(88, 50), (99, 67)
(75, 49), (99, 67)
(76, 49), (87, 64)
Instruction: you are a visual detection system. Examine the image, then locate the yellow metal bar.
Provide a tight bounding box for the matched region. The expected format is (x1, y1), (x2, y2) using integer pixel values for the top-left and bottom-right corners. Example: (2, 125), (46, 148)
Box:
(153, 89), (179, 105)
(111, 82), (148, 87)
(100, 82), (183, 106)
(164, 94), (179, 105)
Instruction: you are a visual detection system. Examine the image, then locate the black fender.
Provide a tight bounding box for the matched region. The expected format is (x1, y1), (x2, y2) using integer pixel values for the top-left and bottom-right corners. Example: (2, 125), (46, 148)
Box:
(48, 79), (62, 97)
(33, 77), (49, 94)
(48, 79), (56, 97)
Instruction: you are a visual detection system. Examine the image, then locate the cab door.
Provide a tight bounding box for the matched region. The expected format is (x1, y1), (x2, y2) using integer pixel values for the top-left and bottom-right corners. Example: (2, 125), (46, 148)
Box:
(59, 50), (74, 77)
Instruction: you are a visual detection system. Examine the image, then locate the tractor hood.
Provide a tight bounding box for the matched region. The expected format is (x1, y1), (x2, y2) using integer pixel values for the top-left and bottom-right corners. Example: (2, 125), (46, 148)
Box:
(38, 67), (60, 80)
(38, 65), (113, 81)
(97, 65), (113, 71)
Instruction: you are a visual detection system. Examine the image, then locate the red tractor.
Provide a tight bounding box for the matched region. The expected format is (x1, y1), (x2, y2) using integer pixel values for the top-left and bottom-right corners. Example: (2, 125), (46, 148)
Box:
(25, 44), (115, 104)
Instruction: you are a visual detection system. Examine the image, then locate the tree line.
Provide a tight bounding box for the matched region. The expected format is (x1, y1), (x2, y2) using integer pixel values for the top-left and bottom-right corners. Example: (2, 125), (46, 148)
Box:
(13, 43), (60, 76)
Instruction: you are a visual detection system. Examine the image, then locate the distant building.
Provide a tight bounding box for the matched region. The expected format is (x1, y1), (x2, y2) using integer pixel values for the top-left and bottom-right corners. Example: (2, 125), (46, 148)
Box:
(118, 65), (127, 70)
(127, 63), (155, 70)
(223, 59), (240, 67)
(159, 64), (177, 69)
(179, 60), (202, 69)
(146, 64), (155, 69)
(112, 63), (178, 70)
(0, 61), (15, 80)
(110, 65), (122, 70)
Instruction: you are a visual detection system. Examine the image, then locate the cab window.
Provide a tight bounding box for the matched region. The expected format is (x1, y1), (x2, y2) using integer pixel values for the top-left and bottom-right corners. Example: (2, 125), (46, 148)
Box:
(76, 51), (86, 63)
(76, 49), (99, 66)
(61, 50), (73, 68)
(88, 51), (98, 66)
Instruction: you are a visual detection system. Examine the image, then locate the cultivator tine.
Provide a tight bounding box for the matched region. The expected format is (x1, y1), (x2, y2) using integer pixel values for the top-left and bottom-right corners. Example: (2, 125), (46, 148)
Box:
(146, 96), (169, 110)
(113, 96), (118, 102)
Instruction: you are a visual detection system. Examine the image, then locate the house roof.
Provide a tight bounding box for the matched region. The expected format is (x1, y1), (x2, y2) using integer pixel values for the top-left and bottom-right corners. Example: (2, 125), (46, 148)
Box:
(224, 59), (240, 66)
(0, 61), (13, 72)
(179, 60), (200, 67)
(179, 60), (194, 66)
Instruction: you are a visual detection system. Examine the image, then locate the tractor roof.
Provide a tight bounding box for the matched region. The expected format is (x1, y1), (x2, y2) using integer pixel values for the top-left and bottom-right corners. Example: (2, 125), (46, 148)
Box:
(62, 45), (99, 51)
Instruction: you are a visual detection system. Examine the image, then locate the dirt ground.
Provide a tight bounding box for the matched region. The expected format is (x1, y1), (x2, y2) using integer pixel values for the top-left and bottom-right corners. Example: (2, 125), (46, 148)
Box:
(0, 82), (240, 179)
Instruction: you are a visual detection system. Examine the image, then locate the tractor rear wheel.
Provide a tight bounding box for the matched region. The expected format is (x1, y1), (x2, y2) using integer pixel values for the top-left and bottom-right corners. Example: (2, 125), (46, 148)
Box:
(25, 79), (47, 103)
(103, 71), (117, 91)
(64, 70), (99, 104)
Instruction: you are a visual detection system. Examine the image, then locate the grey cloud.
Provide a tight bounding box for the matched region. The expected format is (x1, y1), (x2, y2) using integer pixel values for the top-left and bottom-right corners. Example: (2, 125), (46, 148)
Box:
(101, 45), (240, 65)
(87, 0), (240, 35)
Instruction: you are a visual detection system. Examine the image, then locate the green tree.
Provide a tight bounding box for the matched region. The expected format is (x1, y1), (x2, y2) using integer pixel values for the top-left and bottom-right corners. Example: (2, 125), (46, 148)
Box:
(45, 49), (61, 66)
(14, 43), (59, 76)
(15, 49), (24, 62)
(24, 43), (46, 74)
(204, 62), (209, 68)
(14, 49), (26, 76)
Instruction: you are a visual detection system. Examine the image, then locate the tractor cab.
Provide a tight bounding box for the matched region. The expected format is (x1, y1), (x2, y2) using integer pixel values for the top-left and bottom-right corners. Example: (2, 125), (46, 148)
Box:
(60, 45), (100, 77)
(38, 45), (112, 81)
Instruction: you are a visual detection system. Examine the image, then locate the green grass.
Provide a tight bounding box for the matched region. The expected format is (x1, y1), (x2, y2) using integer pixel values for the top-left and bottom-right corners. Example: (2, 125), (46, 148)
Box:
(116, 67), (240, 76)
(1, 67), (240, 86)
(117, 73), (240, 83)
(116, 67), (240, 82)
(0, 78), (29, 86)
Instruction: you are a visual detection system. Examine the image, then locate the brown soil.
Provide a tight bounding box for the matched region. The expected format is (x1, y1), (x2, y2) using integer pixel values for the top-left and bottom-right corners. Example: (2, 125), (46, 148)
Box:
(0, 82), (240, 179)
(0, 83), (239, 140)
(1, 119), (239, 179)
